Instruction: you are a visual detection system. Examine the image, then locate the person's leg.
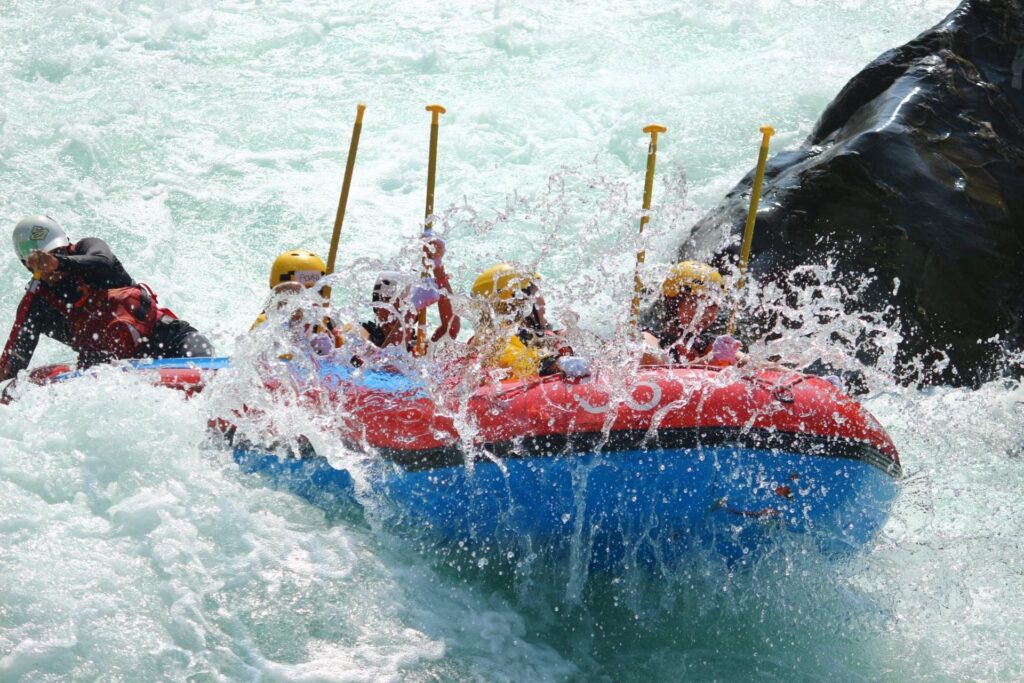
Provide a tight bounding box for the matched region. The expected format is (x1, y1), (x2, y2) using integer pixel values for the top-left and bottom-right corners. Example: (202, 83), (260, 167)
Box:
(149, 319), (214, 358)
(177, 327), (214, 357)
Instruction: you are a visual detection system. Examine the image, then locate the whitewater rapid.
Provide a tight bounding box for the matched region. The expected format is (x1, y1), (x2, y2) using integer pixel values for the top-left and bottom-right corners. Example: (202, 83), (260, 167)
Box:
(2, 0), (1022, 680)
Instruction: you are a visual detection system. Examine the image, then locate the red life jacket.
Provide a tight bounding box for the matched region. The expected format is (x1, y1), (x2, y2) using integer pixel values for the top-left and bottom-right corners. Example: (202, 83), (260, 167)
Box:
(61, 282), (174, 360)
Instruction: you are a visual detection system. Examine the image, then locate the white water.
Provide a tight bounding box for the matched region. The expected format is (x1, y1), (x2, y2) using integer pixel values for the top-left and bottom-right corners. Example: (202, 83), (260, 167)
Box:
(2, 0), (1023, 680)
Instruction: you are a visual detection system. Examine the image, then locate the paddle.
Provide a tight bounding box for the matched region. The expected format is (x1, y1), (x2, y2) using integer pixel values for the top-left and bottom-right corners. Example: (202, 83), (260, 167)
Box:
(415, 104), (446, 355)
(323, 103), (366, 300)
(729, 125), (775, 333)
(629, 123), (667, 334)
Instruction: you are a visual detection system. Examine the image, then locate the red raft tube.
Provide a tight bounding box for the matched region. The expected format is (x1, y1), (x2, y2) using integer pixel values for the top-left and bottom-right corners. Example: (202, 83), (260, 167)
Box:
(0, 357), (229, 405)
(229, 358), (902, 570)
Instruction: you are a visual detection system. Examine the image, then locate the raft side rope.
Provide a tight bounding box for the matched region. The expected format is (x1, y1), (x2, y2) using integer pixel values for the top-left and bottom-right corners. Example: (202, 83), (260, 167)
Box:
(729, 124), (775, 335)
(416, 104), (446, 356)
(324, 103), (366, 300)
(629, 123), (667, 335)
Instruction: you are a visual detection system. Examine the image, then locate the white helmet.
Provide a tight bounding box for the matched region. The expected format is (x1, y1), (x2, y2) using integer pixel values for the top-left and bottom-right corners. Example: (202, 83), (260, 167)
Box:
(13, 215), (70, 267)
(372, 271), (406, 306)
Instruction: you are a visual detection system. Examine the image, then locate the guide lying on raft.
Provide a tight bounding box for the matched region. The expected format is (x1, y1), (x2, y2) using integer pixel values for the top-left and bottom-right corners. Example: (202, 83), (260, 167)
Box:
(0, 215), (214, 382)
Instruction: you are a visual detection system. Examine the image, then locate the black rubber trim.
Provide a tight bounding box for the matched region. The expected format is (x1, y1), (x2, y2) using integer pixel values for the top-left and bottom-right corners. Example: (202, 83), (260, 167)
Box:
(361, 427), (902, 478)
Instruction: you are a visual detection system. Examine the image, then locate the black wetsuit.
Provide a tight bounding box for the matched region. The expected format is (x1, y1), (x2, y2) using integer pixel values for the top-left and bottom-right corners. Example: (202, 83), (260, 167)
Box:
(0, 238), (213, 380)
(361, 320), (388, 348)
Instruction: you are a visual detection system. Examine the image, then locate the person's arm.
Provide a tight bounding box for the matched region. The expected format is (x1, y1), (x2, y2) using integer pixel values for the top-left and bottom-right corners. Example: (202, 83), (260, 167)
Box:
(431, 263), (461, 342)
(640, 330), (671, 366)
(422, 233), (461, 342)
(52, 238), (132, 287)
(0, 289), (47, 381)
(552, 330), (573, 357)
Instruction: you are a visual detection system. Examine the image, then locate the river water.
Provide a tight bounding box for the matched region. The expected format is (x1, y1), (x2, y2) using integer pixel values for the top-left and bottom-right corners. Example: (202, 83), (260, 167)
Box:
(2, 0), (1022, 680)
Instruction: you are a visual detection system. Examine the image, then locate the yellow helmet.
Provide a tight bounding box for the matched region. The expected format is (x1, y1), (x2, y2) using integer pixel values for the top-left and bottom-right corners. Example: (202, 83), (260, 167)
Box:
(471, 263), (539, 301)
(269, 250), (326, 289)
(662, 261), (724, 298)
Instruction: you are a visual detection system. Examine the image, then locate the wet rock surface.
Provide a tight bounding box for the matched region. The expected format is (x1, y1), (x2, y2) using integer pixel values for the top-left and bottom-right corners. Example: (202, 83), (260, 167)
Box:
(679, 0), (1024, 386)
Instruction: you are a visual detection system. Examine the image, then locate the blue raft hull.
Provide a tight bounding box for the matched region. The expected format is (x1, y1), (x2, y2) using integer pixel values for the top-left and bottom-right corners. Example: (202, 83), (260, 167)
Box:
(9, 356), (899, 568)
(233, 442), (898, 569)
(227, 359), (901, 570)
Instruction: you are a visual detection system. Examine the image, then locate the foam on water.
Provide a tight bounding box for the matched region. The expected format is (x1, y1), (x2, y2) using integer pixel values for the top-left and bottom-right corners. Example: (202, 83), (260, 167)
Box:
(0, 371), (580, 680)
(3, 0), (1023, 680)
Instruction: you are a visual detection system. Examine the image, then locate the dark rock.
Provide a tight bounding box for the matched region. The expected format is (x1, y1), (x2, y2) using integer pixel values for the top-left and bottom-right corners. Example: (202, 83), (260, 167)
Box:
(679, 0), (1024, 386)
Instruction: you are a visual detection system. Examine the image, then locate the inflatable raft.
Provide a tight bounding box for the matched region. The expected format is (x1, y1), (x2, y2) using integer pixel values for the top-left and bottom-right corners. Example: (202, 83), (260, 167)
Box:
(227, 358), (902, 569)
(4, 355), (901, 568)
(0, 357), (228, 405)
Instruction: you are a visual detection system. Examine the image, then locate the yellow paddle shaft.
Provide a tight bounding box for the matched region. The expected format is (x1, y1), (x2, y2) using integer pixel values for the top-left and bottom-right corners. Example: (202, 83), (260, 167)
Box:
(629, 124), (667, 330)
(323, 103), (366, 299)
(736, 125), (775, 291)
(727, 125), (775, 335)
(416, 104), (447, 355)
